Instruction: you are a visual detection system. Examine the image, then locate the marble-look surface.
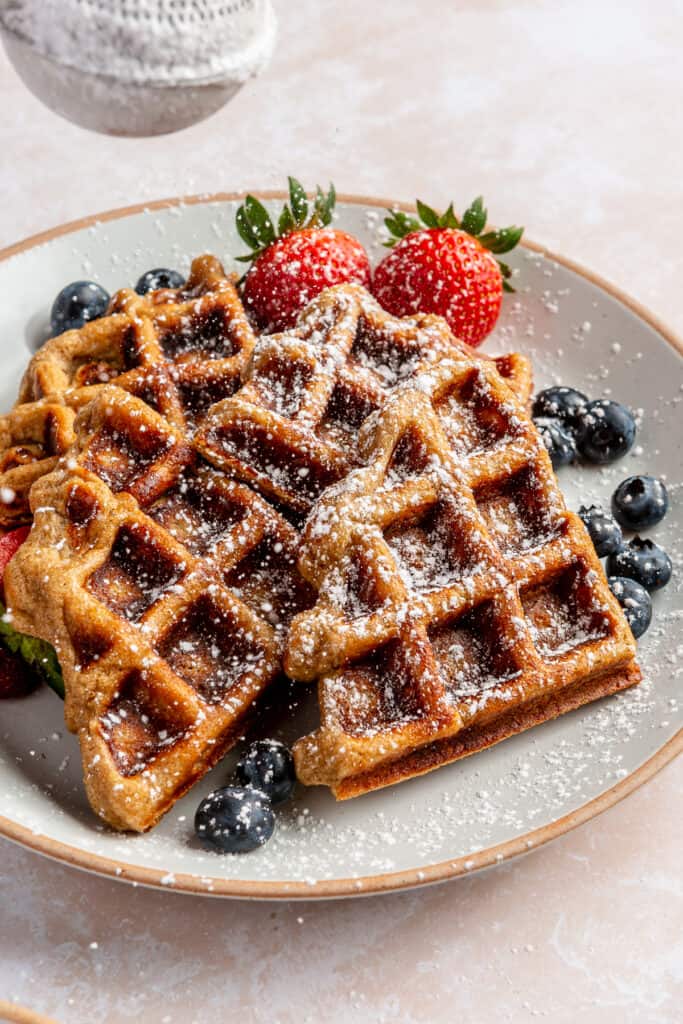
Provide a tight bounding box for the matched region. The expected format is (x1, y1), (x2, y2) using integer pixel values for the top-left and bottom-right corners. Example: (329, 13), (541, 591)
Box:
(0, 1), (681, 1020)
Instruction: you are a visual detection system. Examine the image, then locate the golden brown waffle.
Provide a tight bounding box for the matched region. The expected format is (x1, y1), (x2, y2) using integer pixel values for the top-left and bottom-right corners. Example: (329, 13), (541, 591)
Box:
(0, 255), (256, 525)
(196, 284), (532, 516)
(5, 388), (310, 831)
(0, 399), (76, 526)
(286, 360), (640, 798)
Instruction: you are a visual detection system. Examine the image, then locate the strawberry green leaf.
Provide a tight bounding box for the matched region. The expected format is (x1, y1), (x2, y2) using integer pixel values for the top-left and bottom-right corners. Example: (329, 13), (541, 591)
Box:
(245, 195), (276, 248)
(236, 204), (261, 249)
(479, 225), (524, 254)
(234, 178), (337, 266)
(313, 186), (325, 224)
(400, 211), (421, 232)
(384, 210), (421, 242)
(416, 200), (440, 228)
(438, 203), (459, 229)
(383, 214), (402, 238)
(311, 186), (331, 227)
(326, 182), (336, 219)
(461, 196), (487, 237)
(497, 259), (515, 293)
(493, 260), (516, 292)
(310, 183), (336, 227)
(278, 204), (296, 236)
(288, 177), (309, 225)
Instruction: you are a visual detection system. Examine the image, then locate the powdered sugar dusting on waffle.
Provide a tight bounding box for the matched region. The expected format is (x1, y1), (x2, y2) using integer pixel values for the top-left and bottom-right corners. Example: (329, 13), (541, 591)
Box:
(289, 349), (637, 793)
(0, 215), (680, 888)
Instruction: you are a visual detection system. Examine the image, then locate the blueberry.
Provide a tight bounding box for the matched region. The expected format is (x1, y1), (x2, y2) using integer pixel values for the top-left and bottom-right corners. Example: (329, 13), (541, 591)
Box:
(50, 281), (110, 336)
(612, 475), (668, 530)
(608, 576), (652, 639)
(194, 786), (274, 853)
(532, 386), (588, 428)
(575, 399), (636, 464)
(236, 739), (296, 805)
(135, 268), (186, 295)
(607, 537), (672, 592)
(534, 417), (577, 468)
(578, 504), (623, 557)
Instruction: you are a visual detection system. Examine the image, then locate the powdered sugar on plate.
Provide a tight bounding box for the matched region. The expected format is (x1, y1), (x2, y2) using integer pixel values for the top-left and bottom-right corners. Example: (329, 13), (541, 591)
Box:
(0, 198), (680, 893)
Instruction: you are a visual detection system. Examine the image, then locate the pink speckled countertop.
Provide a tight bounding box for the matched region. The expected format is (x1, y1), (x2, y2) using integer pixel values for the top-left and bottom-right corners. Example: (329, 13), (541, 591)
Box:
(0, 2), (681, 1021)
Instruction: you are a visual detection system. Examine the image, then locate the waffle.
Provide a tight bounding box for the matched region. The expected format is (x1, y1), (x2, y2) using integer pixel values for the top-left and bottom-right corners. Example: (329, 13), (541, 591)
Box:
(0, 255), (256, 525)
(286, 357), (640, 798)
(0, 399), (76, 526)
(196, 284), (532, 516)
(4, 388), (310, 831)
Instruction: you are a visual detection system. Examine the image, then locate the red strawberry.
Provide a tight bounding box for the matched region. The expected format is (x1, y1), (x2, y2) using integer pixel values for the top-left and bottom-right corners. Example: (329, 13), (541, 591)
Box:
(0, 525), (37, 698)
(236, 178), (371, 332)
(0, 644), (38, 699)
(372, 198), (523, 348)
(0, 525), (30, 599)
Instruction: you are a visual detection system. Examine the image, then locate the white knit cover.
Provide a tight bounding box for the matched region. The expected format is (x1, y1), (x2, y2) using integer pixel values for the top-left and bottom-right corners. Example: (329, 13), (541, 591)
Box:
(1, 0), (276, 84)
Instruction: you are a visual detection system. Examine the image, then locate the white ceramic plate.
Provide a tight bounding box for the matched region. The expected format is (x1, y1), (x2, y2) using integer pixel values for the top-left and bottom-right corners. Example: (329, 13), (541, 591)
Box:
(0, 195), (680, 899)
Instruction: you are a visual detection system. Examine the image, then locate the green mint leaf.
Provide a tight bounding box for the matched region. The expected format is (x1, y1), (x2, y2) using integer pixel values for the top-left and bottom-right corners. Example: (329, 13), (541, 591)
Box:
(497, 259), (512, 279)
(288, 177), (309, 225)
(244, 195), (276, 248)
(236, 204), (261, 249)
(461, 196), (487, 236)
(503, 279), (515, 293)
(416, 200), (440, 228)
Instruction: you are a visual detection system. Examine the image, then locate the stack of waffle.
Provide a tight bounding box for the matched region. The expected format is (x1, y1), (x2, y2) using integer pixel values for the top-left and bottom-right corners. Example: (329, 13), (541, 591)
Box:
(2, 255), (640, 831)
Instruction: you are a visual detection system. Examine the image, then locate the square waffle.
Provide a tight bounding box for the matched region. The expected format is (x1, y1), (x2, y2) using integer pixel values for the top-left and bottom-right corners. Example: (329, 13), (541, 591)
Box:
(285, 359), (640, 797)
(4, 388), (310, 831)
(195, 283), (532, 516)
(0, 255), (256, 525)
(1, 279), (538, 827)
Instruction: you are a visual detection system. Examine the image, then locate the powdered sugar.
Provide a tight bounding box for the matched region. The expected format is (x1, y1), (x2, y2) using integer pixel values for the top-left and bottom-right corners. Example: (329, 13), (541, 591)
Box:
(2, 0), (276, 85)
(0, 200), (680, 891)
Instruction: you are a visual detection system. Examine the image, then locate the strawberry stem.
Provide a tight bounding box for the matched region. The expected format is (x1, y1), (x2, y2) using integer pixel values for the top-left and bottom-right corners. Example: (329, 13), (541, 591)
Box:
(383, 194), (524, 291)
(235, 178), (337, 266)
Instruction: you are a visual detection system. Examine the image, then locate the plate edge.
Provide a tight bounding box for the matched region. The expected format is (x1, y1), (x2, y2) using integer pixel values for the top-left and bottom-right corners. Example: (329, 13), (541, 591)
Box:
(0, 191), (680, 899)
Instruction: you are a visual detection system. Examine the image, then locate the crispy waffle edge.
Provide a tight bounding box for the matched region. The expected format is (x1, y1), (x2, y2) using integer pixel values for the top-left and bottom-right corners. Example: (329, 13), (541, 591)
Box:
(317, 662), (641, 799)
(285, 369), (641, 797)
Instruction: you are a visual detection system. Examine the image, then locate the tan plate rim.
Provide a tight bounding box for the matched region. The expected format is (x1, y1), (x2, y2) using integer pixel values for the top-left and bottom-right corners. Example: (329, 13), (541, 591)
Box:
(0, 1000), (59, 1024)
(0, 191), (680, 900)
